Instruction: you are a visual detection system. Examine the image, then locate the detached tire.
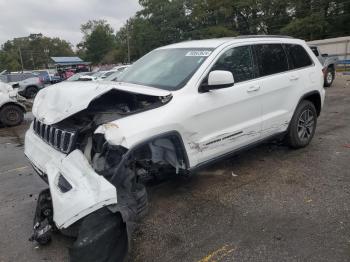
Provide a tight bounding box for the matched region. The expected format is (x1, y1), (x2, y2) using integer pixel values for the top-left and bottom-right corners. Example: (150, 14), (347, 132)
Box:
(26, 86), (38, 98)
(0, 104), (24, 126)
(324, 67), (334, 87)
(287, 100), (317, 149)
(69, 208), (128, 262)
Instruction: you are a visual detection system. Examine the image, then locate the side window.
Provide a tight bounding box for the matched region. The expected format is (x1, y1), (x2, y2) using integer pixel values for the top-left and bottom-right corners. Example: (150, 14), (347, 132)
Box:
(285, 44), (313, 69)
(254, 44), (288, 77)
(212, 45), (255, 83)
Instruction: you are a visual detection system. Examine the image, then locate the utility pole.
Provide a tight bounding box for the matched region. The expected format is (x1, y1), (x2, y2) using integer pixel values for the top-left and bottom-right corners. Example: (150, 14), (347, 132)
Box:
(18, 47), (24, 72)
(126, 20), (130, 64)
(30, 51), (35, 69)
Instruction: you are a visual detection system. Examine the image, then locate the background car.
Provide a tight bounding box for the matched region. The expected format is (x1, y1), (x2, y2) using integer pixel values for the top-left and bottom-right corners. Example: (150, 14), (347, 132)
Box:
(0, 80), (26, 126)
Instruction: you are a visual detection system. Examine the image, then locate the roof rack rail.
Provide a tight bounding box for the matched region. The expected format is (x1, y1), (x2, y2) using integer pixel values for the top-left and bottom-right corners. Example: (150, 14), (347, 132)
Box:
(234, 35), (294, 39)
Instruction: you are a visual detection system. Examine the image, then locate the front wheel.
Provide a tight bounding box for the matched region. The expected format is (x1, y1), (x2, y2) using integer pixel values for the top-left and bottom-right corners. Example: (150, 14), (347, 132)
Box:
(69, 208), (128, 262)
(0, 104), (24, 126)
(287, 100), (317, 149)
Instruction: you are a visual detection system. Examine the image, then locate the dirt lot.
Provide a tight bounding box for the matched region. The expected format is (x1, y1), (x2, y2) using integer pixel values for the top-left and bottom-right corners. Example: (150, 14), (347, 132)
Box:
(0, 77), (350, 262)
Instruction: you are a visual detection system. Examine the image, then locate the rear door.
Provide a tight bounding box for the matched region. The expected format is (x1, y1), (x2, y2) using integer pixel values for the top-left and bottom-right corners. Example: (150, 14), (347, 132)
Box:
(253, 43), (299, 137)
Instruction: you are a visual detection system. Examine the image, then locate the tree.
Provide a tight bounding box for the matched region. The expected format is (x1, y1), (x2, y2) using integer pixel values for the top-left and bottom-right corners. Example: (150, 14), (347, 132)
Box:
(0, 34), (74, 71)
(78, 20), (116, 64)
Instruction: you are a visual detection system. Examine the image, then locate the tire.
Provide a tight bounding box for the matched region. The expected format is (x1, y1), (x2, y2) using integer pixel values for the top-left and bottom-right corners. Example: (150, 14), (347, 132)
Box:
(69, 208), (128, 262)
(25, 86), (39, 98)
(324, 67), (334, 87)
(287, 100), (317, 149)
(0, 104), (24, 126)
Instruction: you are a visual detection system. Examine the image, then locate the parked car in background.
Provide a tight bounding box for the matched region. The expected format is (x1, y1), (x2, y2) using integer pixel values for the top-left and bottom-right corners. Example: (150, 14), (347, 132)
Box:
(104, 65), (130, 81)
(309, 45), (338, 87)
(0, 80), (26, 126)
(25, 36), (325, 261)
(66, 72), (94, 81)
(0, 72), (37, 85)
(71, 69), (129, 82)
(17, 76), (45, 98)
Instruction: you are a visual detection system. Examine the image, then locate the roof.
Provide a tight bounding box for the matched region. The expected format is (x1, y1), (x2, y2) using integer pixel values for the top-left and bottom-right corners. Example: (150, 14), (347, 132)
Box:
(159, 35), (301, 49)
(50, 56), (90, 66)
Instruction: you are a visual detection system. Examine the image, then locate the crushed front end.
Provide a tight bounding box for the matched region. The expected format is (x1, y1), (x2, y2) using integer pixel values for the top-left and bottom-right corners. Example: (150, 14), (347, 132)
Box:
(24, 85), (175, 261)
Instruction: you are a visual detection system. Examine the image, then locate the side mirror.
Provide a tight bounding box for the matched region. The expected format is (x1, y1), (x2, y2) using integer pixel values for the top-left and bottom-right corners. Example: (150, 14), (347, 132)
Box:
(321, 53), (328, 57)
(200, 70), (234, 92)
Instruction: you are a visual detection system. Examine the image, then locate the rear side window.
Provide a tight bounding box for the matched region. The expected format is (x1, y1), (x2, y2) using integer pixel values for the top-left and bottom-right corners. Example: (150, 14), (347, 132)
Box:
(254, 44), (288, 77)
(285, 44), (313, 69)
(212, 45), (255, 83)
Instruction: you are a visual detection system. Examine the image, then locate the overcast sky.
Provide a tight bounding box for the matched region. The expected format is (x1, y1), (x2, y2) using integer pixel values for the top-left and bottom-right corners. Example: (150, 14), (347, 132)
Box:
(0, 0), (140, 47)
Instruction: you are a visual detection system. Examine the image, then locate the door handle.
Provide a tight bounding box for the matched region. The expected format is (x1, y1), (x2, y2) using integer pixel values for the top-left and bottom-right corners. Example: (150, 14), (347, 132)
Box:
(289, 75), (299, 81)
(247, 85), (260, 92)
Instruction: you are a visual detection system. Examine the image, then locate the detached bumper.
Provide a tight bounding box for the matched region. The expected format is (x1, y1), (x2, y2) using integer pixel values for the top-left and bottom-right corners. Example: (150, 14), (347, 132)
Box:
(24, 127), (118, 229)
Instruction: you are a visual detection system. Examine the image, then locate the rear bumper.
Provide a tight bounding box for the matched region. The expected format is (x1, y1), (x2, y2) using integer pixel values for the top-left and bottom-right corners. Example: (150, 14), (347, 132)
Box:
(24, 126), (118, 229)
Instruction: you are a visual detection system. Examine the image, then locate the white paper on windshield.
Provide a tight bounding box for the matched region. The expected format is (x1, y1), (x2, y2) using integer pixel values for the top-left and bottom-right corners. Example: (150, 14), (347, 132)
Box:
(185, 51), (212, 57)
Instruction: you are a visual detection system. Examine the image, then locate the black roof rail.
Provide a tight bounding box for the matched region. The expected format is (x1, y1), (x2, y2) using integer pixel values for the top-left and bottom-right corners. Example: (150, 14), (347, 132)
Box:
(234, 35), (294, 39)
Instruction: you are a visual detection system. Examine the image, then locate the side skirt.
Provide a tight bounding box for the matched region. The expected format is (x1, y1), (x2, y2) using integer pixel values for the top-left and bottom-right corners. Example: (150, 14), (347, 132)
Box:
(189, 131), (287, 174)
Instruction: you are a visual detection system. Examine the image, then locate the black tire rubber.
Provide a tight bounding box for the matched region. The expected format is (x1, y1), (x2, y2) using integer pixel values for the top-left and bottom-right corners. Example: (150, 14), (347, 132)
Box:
(287, 100), (317, 149)
(0, 104), (24, 126)
(69, 208), (128, 262)
(324, 67), (334, 87)
(25, 86), (39, 98)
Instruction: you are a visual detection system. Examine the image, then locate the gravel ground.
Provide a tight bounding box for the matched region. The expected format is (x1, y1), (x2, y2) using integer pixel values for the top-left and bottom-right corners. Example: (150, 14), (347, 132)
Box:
(0, 77), (349, 262)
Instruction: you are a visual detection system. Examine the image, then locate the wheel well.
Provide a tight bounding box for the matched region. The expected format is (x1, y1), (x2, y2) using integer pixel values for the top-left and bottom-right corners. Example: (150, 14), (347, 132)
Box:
(303, 93), (321, 116)
(131, 132), (189, 171)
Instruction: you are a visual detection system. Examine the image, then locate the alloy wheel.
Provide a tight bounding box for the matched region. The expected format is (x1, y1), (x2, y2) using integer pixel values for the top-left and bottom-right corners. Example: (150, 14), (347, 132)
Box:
(297, 109), (315, 142)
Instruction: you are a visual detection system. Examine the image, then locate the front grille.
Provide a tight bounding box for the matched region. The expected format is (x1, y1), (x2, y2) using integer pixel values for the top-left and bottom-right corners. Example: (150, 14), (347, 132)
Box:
(33, 118), (77, 154)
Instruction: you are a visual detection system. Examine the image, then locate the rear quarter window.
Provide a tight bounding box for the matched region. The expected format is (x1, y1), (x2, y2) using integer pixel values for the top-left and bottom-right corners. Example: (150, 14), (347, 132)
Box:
(285, 44), (313, 69)
(254, 44), (289, 77)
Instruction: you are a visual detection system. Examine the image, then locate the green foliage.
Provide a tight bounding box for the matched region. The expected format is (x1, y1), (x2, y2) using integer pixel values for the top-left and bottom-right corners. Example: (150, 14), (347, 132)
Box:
(0, 34), (73, 71)
(114, 0), (349, 63)
(1, 0), (349, 69)
(78, 20), (116, 64)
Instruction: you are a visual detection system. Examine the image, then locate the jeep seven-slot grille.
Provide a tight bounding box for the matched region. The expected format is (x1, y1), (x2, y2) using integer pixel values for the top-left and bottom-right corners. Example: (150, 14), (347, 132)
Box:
(33, 118), (77, 154)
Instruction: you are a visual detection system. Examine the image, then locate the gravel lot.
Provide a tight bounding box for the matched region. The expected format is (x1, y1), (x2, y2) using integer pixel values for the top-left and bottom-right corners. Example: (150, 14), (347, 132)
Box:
(0, 76), (349, 262)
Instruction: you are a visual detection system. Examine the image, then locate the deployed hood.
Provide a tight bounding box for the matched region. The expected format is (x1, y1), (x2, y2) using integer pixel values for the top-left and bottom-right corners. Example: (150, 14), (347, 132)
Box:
(32, 81), (171, 125)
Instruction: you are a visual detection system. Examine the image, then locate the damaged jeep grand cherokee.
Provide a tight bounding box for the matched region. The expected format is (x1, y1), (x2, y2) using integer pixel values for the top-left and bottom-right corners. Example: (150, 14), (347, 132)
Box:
(24, 36), (325, 261)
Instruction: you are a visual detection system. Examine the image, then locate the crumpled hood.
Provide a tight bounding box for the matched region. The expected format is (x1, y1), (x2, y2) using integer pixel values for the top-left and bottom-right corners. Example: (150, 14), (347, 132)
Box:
(32, 81), (171, 125)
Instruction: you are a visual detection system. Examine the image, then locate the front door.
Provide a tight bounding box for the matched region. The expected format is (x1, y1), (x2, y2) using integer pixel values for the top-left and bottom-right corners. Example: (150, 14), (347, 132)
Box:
(185, 45), (263, 164)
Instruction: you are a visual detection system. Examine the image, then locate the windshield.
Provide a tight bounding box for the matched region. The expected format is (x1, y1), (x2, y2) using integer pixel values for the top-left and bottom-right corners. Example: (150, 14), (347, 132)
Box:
(118, 48), (213, 91)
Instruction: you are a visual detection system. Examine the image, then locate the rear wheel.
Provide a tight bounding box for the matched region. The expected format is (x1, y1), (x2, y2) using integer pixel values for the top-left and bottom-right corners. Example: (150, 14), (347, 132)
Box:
(0, 104), (24, 126)
(324, 67), (334, 87)
(26, 86), (38, 98)
(287, 100), (317, 148)
(69, 208), (128, 262)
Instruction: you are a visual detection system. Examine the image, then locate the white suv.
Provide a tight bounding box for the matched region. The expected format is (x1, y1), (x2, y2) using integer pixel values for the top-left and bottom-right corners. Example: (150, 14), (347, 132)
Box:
(24, 36), (325, 261)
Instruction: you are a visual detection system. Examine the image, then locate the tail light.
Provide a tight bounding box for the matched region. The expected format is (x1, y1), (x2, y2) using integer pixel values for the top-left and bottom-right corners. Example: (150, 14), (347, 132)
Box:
(322, 68), (327, 77)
